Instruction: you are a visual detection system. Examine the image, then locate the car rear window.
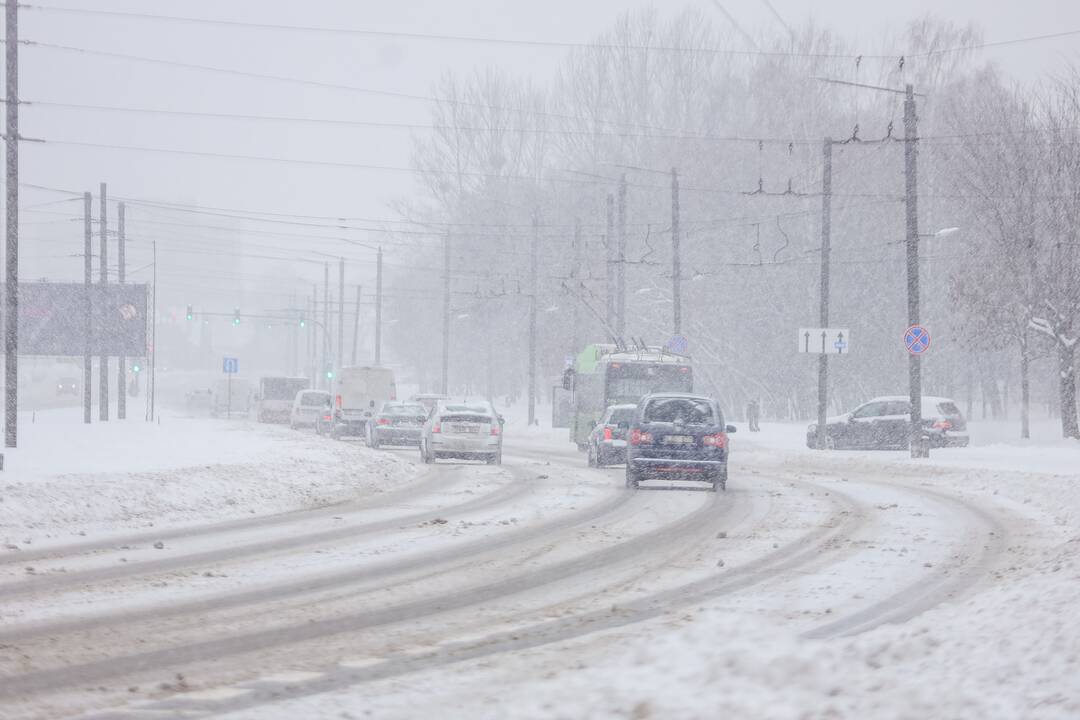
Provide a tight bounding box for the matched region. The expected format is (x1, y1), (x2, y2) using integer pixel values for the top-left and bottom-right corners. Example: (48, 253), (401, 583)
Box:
(608, 408), (635, 424)
(643, 397), (715, 425)
(384, 404), (426, 415)
(441, 414), (492, 424)
(443, 404), (491, 414)
(301, 393), (328, 406)
(937, 401), (961, 416)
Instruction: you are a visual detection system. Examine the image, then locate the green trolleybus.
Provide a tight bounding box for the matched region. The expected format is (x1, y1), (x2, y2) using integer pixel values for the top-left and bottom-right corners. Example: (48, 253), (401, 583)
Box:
(567, 343), (693, 449)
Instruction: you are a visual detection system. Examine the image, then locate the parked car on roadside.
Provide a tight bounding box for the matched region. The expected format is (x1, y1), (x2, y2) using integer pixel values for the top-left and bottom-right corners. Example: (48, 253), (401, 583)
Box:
(625, 393), (735, 492)
(586, 403), (637, 467)
(367, 401), (428, 448)
(290, 389), (331, 429)
(806, 395), (969, 450)
(419, 400), (503, 465)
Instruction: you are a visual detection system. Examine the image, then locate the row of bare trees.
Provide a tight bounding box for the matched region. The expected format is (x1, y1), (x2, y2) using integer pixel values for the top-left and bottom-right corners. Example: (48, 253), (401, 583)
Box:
(386, 9), (1078, 438)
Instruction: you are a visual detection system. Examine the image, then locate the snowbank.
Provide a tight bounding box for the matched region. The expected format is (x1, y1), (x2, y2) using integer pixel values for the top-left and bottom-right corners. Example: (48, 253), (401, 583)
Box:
(0, 408), (414, 548)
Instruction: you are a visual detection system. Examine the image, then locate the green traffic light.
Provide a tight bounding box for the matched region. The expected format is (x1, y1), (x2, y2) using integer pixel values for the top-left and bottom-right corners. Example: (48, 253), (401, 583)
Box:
(132, 363), (141, 373)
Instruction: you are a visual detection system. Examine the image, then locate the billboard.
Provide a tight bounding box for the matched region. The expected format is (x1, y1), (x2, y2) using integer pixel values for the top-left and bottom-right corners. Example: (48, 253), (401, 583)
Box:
(1, 283), (149, 356)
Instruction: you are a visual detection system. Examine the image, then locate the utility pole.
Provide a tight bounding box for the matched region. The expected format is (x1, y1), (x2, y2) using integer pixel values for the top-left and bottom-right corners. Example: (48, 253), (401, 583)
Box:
(816, 138), (833, 451)
(117, 201), (126, 420)
(309, 288), (316, 385)
(441, 230), (450, 395)
(616, 174), (627, 341)
(99, 183), (109, 421)
(528, 209), (539, 427)
(671, 167), (681, 336)
(322, 262), (329, 389)
(83, 192), (92, 424)
(571, 217), (582, 358)
(375, 247), (383, 365)
(149, 240), (156, 422)
(904, 83), (927, 458)
(337, 257), (344, 375)
(4, 0), (17, 447)
(605, 194), (615, 333)
(351, 285), (361, 366)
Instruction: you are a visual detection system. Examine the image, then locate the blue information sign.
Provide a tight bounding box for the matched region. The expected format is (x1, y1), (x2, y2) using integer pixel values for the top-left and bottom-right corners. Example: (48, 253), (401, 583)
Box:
(904, 326), (930, 355)
(223, 357), (240, 374)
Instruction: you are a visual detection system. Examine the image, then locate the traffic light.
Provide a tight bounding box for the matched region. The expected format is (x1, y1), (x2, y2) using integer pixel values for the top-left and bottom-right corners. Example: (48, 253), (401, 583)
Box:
(233, 308), (241, 326)
(132, 361), (142, 374)
(185, 304), (193, 321)
(325, 368), (334, 380)
(299, 315), (306, 328)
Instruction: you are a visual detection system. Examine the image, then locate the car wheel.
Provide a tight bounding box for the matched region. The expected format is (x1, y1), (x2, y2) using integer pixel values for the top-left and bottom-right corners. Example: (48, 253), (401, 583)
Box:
(370, 436), (380, 449)
(625, 465), (640, 489)
(422, 441), (434, 464)
(711, 466), (727, 492)
(587, 444), (597, 467)
(494, 448), (502, 465)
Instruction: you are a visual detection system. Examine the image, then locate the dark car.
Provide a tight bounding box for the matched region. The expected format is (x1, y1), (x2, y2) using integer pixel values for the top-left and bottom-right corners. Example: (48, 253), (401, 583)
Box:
(56, 376), (78, 396)
(587, 403), (637, 467)
(367, 401), (428, 449)
(806, 395), (969, 450)
(625, 393), (736, 492)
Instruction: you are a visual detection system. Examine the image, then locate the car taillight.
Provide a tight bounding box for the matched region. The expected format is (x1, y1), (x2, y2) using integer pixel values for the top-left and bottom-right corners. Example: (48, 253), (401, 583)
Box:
(432, 423), (441, 433)
(335, 395), (342, 409)
(323, 414), (332, 421)
(933, 419), (952, 430)
(630, 429), (652, 445)
(603, 427), (613, 441)
(490, 425), (500, 436)
(703, 433), (728, 449)
(377, 418), (390, 425)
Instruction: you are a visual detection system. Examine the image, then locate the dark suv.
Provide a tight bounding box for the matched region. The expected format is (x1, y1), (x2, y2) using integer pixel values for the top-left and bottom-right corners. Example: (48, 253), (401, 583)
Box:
(625, 393), (736, 492)
(806, 395), (969, 450)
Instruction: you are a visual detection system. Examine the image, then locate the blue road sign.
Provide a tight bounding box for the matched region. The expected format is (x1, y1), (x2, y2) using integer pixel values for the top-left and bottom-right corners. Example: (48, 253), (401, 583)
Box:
(904, 325), (931, 355)
(223, 357), (240, 374)
(666, 335), (689, 354)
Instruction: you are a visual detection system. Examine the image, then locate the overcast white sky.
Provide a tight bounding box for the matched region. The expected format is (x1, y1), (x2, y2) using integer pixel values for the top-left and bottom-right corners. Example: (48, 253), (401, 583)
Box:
(12, 0), (1080, 289)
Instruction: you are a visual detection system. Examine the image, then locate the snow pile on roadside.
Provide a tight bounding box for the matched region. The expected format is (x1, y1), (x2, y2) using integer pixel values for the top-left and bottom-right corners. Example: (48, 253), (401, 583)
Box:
(0, 411), (414, 548)
(439, 530), (1078, 720)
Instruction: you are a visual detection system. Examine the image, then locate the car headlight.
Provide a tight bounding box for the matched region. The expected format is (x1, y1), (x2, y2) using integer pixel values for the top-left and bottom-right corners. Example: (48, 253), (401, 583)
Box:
(808, 424), (817, 433)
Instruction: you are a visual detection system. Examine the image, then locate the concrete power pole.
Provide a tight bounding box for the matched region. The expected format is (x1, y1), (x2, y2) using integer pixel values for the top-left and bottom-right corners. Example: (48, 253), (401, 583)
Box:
(117, 201), (126, 420)
(99, 183), (109, 421)
(3, 0), (17, 447)
(816, 138), (833, 451)
(337, 257), (344, 375)
(441, 230), (450, 395)
(322, 262), (329, 389)
(605, 194), (615, 332)
(83, 192), (92, 424)
(616, 174), (627, 341)
(904, 84), (927, 458)
(671, 167), (681, 336)
(375, 247), (383, 365)
(528, 210), (539, 427)
(351, 285), (361, 366)
(571, 217), (581, 359)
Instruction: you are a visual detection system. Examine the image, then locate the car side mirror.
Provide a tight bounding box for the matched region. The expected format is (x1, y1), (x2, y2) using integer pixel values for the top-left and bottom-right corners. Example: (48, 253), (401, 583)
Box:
(726, 424), (737, 434)
(498, 415), (505, 425)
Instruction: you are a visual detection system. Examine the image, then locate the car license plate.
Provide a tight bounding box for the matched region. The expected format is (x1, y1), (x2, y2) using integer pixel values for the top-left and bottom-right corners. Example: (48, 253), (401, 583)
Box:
(663, 435), (694, 445)
(451, 424), (479, 434)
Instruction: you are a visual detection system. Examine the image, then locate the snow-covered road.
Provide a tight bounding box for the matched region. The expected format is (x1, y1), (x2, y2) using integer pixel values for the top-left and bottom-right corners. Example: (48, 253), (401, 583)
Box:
(0, 419), (1075, 719)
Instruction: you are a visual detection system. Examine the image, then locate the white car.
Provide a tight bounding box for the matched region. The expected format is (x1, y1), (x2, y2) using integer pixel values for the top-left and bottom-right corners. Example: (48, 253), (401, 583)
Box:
(419, 400), (503, 465)
(290, 389), (331, 429)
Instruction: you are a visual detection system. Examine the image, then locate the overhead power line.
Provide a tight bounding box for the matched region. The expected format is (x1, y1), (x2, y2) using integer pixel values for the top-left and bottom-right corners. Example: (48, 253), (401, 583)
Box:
(11, 4), (1080, 60)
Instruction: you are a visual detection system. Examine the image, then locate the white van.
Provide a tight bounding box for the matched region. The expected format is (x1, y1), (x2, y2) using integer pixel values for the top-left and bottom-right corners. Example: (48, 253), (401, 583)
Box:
(329, 366), (396, 438)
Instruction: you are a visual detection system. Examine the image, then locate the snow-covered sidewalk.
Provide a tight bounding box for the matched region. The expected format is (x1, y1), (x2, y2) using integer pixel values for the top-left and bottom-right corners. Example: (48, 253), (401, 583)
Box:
(0, 408), (414, 551)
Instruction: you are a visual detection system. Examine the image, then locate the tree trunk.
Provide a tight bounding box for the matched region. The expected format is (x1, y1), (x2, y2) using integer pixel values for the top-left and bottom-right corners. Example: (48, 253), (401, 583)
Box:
(1059, 340), (1079, 440)
(1020, 332), (1030, 440)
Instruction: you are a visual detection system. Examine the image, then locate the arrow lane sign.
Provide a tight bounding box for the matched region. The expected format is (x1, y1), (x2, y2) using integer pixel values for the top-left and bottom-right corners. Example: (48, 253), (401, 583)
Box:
(798, 327), (852, 354)
(804, 331), (810, 353)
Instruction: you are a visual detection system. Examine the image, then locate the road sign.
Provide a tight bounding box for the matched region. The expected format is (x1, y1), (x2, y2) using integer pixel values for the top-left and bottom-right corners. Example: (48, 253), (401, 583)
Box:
(904, 325), (930, 354)
(665, 335), (689, 354)
(222, 357), (239, 374)
(797, 328), (850, 355)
